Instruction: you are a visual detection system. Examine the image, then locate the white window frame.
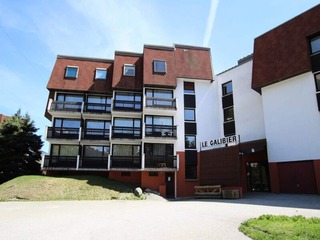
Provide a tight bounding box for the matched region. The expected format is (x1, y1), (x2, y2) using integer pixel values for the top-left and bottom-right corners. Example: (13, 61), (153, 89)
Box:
(123, 64), (135, 76)
(65, 66), (79, 79)
(95, 68), (107, 80)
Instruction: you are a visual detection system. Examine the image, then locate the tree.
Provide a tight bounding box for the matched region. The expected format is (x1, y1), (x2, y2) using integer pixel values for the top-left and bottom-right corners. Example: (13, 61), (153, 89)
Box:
(0, 110), (43, 184)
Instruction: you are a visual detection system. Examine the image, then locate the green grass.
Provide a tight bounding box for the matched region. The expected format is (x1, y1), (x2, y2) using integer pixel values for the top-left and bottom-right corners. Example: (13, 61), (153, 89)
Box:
(239, 215), (320, 240)
(0, 175), (144, 201)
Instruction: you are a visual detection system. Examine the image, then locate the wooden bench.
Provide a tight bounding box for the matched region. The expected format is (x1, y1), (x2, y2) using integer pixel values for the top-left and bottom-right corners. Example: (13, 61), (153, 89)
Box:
(194, 185), (222, 198)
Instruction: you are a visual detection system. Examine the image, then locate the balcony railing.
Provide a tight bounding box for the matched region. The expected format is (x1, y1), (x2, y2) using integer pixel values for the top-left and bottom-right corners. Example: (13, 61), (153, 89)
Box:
(110, 156), (141, 169)
(82, 128), (110, 140)
(112, 126), (142, 139)
(146, 97), (176, 109)
(43, 155), (77, 168)
(50, 101), (82, 112)
(113, 100), (142, 111)
(83, 102), (111, 114)
(145, 155), (177, 168)
(79, 156), (108, 169)
(47, 127), (80, 139)
(145, 125), (177, 138)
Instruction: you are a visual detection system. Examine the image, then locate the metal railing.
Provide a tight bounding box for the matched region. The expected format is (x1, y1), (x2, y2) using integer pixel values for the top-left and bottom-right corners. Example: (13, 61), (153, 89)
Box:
(82, 128), (110, 140)
(145, 155), (177, 168)
(112, 126), (142, 139)
(47, 127), (80, 139)
(145, 97), (176, 109)
(79, 156), (109, 169)
(43, 155), (77, 168)
(83, 102), (111, 114)
(50, 101), (82, 112)
(110, 156), (141, 169)
(145, 125), (177, 138)
(113, 100), (142, 111)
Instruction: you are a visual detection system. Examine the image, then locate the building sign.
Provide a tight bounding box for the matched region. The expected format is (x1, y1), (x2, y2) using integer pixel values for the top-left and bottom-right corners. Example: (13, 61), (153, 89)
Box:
(200, 135), (239, 149)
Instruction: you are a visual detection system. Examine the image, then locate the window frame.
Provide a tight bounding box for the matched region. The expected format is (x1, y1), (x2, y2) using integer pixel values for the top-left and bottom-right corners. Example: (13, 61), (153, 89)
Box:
(153, 60), (167, 73)
(184, 82), (195, 94)
(185, 135), (196, 149)
(123, 64), (135, 76)
(65, 66), (79, 79)
(315, 73), (320, 92)
(184, 108), (196, 121)
(222, 81), (233, 96)
(95, 68), (107, 80)
(310, 35), (320, 55)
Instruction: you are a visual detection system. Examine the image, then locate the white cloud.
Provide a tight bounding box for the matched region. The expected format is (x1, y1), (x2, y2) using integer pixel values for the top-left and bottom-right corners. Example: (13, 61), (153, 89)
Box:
(203, 0), (219, 47)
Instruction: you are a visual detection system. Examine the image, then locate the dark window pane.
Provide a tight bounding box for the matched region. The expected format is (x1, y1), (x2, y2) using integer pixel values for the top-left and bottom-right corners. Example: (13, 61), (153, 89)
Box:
(315, 74), (320, 91)
(222, 81), (233, 95)
(224, 107), (234, 122)
(184, 82), (195, 94)
(185, 135), (196, 149)
(184, 95), (196, 108)
(311, 36), (320, 54)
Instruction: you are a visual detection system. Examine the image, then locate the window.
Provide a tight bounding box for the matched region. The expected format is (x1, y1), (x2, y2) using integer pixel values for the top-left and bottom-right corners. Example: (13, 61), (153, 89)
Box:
(153, 60), (166, 73)
(124, 64), (135, 76)
(65, 66), (78, 78)
(315, 74), (320, 91)
(56, 94), (83, 102)
(112, 145), (140, 156)
(95, 68), (107, 80)
(54, 118), (81, 128)
(184, 82), (195, 94)
(185, 135), (196, 149)
(146, 89), (173, 99)
(185, 150), (197, 180)
(311, 36), (320, 54)
(86, 95), (111, 112)
(223, 107), (234, 122)
(184, 109), (195, 121)
(51, 145), (79, 156)
(114, 92), (142, 110)
(145, 116), (173, 126)
(113, 118), (141, 138)
(222, 81), (233, 95)
(83, 146), (109, 157)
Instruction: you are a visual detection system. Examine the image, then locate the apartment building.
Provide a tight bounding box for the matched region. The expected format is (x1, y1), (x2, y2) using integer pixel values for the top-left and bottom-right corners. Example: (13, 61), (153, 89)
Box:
(43, 4), (320, 197)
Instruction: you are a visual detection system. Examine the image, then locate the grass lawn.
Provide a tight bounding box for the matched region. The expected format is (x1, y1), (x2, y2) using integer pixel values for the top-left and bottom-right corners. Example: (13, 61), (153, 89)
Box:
(0, 175), (144, 201)
(239, 214), (320, 240)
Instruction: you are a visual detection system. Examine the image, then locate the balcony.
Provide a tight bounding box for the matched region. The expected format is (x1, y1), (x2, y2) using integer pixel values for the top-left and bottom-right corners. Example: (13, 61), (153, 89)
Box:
(146, 97), (176, 109)
(110, 156), (141, 169)
(43, 155), (77, 169)
(79, 156), (109, 169)
(82, 128), (110, 140)
(145, 125), (177, 138)
(112, 126), (141, 139)
(113, 100), (142, 112)
(47, 127), (80, 140)
(145, 155), (178, 169)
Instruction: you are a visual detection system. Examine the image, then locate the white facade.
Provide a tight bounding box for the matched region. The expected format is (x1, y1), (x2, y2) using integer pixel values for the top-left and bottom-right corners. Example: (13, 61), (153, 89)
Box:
(262, 72), (320, 162)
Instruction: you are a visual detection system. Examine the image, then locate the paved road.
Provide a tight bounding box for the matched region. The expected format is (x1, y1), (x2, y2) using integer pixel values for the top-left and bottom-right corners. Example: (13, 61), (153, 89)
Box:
(0, 193), (319, 240)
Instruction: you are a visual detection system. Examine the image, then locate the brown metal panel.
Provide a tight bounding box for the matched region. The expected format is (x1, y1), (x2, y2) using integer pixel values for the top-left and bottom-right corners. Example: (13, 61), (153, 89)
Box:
(278, 161), (317, 194)
(252, 4), (320, 91)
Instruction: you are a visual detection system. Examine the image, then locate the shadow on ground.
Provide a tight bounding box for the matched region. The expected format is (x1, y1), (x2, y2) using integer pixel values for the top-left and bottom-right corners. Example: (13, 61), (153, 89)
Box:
(176, 192), (320, 210)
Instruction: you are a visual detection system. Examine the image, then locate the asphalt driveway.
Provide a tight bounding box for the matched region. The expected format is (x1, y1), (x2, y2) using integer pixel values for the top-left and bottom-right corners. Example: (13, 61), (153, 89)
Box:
(0, 193), (319, 240)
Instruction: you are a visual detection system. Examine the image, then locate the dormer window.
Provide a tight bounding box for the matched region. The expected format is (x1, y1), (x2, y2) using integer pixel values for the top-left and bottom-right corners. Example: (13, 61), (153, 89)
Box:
(153, 60), (166, 73)
(65, 66), (78, 79)
(124, 64), (135, 76)
(95, 68), (107, 80)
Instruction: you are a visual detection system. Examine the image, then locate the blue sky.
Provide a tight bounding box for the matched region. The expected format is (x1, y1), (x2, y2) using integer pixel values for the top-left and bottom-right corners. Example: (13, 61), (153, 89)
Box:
(0, 0), (319, 151)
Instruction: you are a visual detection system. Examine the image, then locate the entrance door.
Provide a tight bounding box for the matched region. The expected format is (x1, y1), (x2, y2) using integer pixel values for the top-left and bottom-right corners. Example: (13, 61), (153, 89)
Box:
(247, 162), (270, 192)
(165, 172), (175, 198)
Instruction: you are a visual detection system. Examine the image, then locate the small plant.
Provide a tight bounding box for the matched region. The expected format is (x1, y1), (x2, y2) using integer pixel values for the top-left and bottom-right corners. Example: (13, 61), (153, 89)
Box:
(239, 214), (320, 240)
